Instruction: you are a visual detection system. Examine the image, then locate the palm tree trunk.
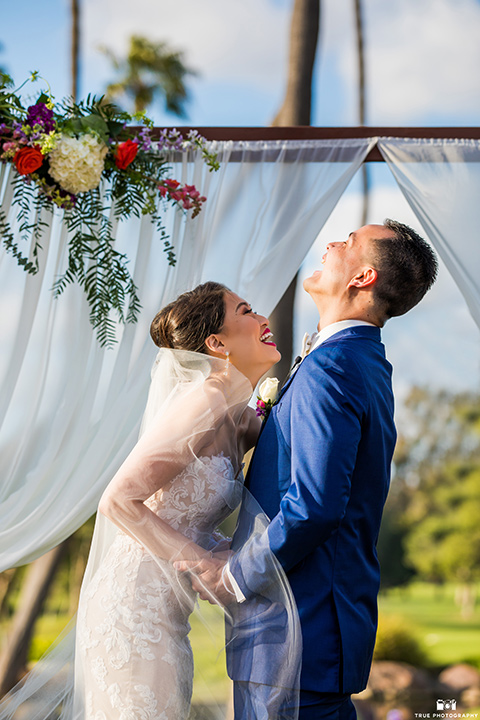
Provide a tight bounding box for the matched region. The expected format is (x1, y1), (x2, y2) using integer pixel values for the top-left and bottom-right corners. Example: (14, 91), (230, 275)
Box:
(354, 0), (369, 226)
(0, 543), (68, 696)
(269, 0), (320, 381)
(71, 0), (80, 101)
(272, 0), (320, 126)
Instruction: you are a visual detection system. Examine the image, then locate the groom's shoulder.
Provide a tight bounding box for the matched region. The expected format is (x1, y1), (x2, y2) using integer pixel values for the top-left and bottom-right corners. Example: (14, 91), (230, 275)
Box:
(296, 341), (364, 391)
(308, 334), (366, 367)
(297, 330), (384, 388)
(312, 327), (383, 365)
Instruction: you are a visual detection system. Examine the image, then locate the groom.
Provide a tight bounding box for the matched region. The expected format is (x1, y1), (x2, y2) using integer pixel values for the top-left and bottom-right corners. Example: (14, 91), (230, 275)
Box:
(177, 220), (438, 719)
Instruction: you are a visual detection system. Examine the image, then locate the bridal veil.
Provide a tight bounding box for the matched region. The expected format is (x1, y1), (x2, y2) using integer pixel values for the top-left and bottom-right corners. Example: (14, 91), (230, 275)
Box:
(0, 349), (301, 719)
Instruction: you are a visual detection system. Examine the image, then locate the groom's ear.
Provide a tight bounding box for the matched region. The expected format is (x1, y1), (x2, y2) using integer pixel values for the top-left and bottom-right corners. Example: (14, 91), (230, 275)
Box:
(204, 334), (226, 355)
(348, 266), (378, 289)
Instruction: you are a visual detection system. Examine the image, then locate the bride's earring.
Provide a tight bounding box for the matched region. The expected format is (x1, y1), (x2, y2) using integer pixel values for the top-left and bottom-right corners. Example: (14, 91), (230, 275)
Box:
(224, 351), (230, 377)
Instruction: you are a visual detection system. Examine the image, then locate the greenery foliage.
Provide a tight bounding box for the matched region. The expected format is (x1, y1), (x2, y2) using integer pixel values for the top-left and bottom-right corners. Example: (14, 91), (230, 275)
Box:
(378, 387), (480, 613)
(374, 614), (429, 666)
(102, 35), (194, 116)
(379, 582), (480, 668)
(0, 72), (218, 346)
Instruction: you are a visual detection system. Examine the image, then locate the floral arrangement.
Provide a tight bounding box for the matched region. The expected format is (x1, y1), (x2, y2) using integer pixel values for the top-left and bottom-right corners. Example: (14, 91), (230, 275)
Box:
(0, 73), (219, 346)
(256, 377), (279, 420)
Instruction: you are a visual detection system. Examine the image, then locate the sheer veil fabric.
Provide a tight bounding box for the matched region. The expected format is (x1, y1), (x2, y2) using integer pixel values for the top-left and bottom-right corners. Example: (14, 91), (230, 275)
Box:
(0, 349), (301, 720)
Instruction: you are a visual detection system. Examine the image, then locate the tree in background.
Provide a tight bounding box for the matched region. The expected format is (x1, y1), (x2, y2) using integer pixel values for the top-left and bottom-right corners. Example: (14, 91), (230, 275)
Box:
(354, 0), (369, 226)
(71, 0), (80, 100)
(269, 0), (321, 380)
(101, 35), (194, 117)
(268, 0), (368, 378)
(0, 43), (7, 78)
(0, 518), (95, 696)
(382, 387), (480, 616)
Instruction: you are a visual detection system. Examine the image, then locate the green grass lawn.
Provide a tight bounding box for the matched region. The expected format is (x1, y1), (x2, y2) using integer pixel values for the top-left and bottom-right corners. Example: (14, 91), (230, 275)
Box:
(378, 582), (480, 668)
(189, 601), (231, 704)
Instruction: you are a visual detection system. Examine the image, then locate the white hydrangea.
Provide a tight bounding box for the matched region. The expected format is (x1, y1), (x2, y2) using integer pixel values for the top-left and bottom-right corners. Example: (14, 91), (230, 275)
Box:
(48, 133), (108, 194)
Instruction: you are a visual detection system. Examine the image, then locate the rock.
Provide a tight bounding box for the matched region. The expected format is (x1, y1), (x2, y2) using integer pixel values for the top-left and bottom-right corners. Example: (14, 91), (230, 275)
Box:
(439, 664), (480, 694)
(365, 661), (436, 703)
(461, 686), (480, 708)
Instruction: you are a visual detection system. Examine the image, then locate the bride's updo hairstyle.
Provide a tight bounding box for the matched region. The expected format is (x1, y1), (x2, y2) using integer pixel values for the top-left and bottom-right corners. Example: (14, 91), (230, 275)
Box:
(150, 281), (229, 354)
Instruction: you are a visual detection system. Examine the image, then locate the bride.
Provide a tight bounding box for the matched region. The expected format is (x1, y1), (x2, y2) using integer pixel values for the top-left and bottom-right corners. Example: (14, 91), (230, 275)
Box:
(0, 281), (300, 720)
(72, 281), (301, 719)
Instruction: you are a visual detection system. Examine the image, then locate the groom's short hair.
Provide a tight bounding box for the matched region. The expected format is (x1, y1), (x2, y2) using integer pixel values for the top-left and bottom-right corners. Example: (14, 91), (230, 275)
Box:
(370, 219), (438, 319)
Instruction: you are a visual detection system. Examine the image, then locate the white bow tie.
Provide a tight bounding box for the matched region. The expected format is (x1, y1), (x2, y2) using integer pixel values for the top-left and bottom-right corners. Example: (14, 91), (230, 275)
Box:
(300, 332), (319, 359)
(283, 332), (319, 388)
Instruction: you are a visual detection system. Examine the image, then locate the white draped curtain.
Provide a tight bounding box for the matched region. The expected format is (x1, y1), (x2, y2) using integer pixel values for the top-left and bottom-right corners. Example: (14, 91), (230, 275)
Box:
(378, 137), (480, 331)
(0, 138), (374, 570)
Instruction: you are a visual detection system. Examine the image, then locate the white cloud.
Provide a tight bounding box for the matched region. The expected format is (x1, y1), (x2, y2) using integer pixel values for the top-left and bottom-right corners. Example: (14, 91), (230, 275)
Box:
(79, 0), (480, 125)
(83, 0), (290, 89)
(324, 0), (480, 124)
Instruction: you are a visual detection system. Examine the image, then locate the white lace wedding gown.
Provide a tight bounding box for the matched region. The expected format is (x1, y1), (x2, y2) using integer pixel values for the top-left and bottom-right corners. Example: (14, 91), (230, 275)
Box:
(76, 454), (242, 720)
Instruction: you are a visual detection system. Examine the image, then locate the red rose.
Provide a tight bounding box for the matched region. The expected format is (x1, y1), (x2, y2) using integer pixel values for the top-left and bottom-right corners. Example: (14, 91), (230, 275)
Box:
(115, 139), (138, 170)
(14, 146), (44, 175)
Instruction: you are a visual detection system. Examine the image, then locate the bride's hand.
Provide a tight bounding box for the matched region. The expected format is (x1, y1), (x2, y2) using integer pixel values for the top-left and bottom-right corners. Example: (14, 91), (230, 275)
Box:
(173, 555), (235, 606)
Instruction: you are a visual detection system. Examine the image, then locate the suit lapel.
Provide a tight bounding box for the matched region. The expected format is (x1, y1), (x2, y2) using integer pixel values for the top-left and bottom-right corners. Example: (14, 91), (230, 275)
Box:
(276, 325), (382, 402)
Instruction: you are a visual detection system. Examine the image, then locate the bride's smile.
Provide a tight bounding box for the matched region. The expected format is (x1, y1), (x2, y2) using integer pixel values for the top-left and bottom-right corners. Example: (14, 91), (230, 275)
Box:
(205, 291), (281, 387)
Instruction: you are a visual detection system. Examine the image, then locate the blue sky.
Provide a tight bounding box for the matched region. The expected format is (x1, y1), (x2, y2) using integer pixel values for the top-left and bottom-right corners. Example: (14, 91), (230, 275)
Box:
(4, 0), (480, 127)
(1, 0), (480, 405)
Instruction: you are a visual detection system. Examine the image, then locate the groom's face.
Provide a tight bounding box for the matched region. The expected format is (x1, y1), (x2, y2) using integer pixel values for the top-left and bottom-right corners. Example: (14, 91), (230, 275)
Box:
(304, 224), (391, 300)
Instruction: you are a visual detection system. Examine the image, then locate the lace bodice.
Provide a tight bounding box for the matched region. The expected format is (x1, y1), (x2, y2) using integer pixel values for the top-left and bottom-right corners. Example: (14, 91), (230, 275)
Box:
(145, 454), (243, 547)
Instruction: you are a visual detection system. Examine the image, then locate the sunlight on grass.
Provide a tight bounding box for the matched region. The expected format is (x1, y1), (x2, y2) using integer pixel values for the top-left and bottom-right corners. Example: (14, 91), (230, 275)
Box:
(189, 601), (231, 704)
(379, 582), (480, 667)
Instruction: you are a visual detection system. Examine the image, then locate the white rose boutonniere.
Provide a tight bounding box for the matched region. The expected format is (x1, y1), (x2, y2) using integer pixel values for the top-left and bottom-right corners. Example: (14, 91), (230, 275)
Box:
(255, 377), (279, 420)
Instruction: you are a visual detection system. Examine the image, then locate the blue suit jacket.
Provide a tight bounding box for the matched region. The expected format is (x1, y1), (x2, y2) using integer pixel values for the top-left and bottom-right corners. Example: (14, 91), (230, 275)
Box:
(229, 326), (396, 694)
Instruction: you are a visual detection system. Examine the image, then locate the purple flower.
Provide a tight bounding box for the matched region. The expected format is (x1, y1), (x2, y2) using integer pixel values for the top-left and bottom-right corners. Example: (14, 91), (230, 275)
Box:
(138, 126), (152, 151)
(156, 128), (185, 152)
(26, 102), (55, 133)
(12, 121), (29, 142)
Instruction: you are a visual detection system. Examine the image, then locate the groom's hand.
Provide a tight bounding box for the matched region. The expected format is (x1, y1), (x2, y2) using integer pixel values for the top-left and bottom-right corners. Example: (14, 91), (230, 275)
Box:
(173, 555), (235, 606)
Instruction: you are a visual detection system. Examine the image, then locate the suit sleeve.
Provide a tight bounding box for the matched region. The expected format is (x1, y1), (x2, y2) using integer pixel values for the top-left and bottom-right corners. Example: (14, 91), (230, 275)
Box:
(267, 350), (366, 572)
(229, 348), (367, 596)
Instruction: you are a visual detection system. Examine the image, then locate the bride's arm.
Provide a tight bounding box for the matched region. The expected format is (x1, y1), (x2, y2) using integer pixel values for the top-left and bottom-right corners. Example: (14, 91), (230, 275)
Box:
(237, 406), (262, 454)
(99, 385), (224, 564)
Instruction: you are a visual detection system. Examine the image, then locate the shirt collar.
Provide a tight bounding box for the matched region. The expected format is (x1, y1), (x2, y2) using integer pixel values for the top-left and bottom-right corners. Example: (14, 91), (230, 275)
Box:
(310, 319), (377, 353)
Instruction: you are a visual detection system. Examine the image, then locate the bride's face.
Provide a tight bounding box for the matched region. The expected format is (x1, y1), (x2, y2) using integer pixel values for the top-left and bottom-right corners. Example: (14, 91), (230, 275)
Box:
(207, 292), (281, 386)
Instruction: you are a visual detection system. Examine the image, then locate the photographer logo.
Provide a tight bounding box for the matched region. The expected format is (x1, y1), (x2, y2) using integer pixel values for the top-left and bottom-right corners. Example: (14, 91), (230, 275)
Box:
(437, 701), (457, 711)
(414, 698), (478, 718)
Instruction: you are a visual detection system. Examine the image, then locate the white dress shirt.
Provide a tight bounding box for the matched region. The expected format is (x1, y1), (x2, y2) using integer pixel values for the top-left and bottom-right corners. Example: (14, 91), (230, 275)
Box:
(306, 319), (377, 355)
(226, 318), (378, 602)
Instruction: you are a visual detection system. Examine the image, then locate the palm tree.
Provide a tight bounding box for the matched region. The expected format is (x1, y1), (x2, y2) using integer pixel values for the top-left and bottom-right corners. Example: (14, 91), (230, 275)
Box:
(269, 0), (321, 381)
(269, 0), (368, 376)
(272, 0), (320, 127)
(102, 35), (194, 117)
(71, 0), (80, 100)
(354, 0), (369, 226)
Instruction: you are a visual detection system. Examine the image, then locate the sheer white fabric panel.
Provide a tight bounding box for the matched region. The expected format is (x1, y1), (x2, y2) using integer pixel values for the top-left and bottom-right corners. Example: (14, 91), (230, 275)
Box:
(0, 139), (373, 570)
(378, 137), (480, 329)
(196, 139), (377, 313)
